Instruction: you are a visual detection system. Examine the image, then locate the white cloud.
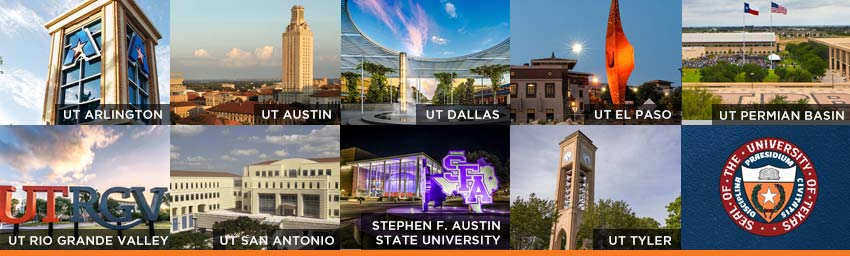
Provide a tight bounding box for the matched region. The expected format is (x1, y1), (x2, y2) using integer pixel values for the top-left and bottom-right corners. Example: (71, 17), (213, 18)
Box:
(0, 68), (44, 112)
(430, 35), (448, 45)
(132, 126), (162, 139)
(221, 155), (237, 161)
(444, 2), (457, 18)
(220, 129), (230, 135)
(223, 46), (276, 67)
(185, 156), (207, 162)
(274, 150), (288, 157)
(0, 2), (46, 36)
(264, 126), (339, 157)
(266, 126), (284, 132)
(0, 126), (120, 183)
(193, 48), (209, 57)
(258, 153), (268, 159)
(171, 125), (205, 136)
(254, 45), (274, 60)
(230, 148), (259, 156)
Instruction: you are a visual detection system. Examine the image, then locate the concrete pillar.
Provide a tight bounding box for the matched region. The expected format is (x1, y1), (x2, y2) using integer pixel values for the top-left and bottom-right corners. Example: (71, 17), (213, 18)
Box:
(829, 47), (834, 70)
(274, 193), (281, 216)
(297, 193), (304, 217)
(846, 50), (849, 78)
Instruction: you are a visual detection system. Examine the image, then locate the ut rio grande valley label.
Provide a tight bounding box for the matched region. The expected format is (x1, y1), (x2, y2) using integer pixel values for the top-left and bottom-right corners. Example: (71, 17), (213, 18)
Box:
(720, 138), (819, 236)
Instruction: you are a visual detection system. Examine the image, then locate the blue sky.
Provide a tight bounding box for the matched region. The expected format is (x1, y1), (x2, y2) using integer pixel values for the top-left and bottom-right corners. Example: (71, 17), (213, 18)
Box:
(0, 126), (169, 202)
(0, 0), (170, 125)
(171, 0), (340, 80)
(510, 126), (681, 223)
(349, 0), (509, 58)
(170, 126), (339, 175)
(684, 0), (850, 26)
(511, 0), (682, 86)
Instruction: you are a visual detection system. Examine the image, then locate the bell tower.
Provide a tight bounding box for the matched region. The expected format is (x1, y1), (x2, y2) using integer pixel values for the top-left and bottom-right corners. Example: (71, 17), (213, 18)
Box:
(549, 130), (597, 250)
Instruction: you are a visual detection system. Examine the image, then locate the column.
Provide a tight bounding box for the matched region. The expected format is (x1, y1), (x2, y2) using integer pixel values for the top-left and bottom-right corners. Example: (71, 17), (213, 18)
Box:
(274, 193), (281, 216)
(829, 47), (834, 70)
(297, 193), (304, 217)
(845, 50), (849, 78)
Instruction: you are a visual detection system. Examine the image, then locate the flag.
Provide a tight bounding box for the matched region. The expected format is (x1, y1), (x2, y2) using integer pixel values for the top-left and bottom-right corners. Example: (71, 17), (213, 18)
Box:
(745, 3), (759, 16)
(771, 2), (787, 15)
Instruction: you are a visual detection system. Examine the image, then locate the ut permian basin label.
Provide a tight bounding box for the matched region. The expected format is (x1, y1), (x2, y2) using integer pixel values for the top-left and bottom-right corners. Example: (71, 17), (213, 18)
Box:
(719, 138), (818, 236)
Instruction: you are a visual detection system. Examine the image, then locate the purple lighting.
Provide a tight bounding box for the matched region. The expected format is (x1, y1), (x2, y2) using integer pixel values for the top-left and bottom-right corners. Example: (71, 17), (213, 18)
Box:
(424, 150), (499, 213)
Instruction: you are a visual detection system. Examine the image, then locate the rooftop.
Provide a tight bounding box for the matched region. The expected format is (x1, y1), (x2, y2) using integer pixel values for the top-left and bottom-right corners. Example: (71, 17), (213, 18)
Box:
(682, 32), (776, 43)
(171, 170), (240, 177)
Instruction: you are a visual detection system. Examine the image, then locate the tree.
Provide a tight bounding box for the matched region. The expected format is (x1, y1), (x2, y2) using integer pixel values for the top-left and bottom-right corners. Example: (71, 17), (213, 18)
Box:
(699, 61), (739, 82)
(212, 216), (277, 249)
(664, 196), (681, 229)
(433, 72), (456, 105)
(357, 62), (394, 103)
(470, 64), (510, 105)
(575, 199), (660, 249)
(466, 150), (509, 186)
(635, 83), (662, 105)
(741, 63), (767, 82)
(454, 78), (475, 105)
(35, 198), (47, 222)
(659, 87), (682, 111)
(341, 71), (361, 103)
(510, 194), (558, 250)
(167, 231), (211, 249)
(683, 87), (721, 120)
(55, 197), (72, 220)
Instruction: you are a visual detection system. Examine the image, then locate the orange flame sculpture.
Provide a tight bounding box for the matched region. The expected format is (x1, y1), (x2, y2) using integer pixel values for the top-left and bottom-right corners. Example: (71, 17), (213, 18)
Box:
(605, 0), (634, 105)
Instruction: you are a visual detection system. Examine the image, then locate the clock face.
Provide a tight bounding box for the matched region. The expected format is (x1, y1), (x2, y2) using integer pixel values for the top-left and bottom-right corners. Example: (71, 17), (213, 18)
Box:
(582, 153), (592, 164)
(562, 151), (572, 164)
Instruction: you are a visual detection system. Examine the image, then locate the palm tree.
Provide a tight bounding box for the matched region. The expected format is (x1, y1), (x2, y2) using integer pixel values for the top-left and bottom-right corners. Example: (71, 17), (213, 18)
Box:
(470, 64), (510, 105)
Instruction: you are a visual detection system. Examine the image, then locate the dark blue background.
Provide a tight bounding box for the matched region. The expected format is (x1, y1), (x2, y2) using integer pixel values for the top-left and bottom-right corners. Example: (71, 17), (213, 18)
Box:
(682, 126), (850, 249)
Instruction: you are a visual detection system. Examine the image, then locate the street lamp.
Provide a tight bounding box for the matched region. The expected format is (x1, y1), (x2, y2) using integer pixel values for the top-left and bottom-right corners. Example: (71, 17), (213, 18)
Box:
(749, 72), (755, 90)
(360, 55), (364, 116)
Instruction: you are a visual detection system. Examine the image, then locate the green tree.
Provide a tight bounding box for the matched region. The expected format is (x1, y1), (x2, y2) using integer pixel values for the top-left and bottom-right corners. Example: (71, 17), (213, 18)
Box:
(510, 194), (558, 250)
(10, 198), (18, 215)
(454, 78), (475, 105)
(357, 62), (394, 103)
(433, 72), (456, 105)
(55, 197), (72, 220)
(635, 83), (662, 105)
(470, 64), (510, 105)
(683, 87), (721, 120)
(167, 231), (212, 249)
(341, 71), (361, 103)
(699, 61), (739, 82)
(212, 216), (277, 249)
(741, 63), (768, 82)
(664, 196), (681, 229)
(659, 87), (682, 111)
(575, 199), (661, 249)
(35, 198), (47, 221)
(774, 66), (788, 80)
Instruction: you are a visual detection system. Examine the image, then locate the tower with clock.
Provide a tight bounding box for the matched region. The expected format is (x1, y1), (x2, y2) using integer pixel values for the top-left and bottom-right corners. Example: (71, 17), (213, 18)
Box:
(549, 130), (597, 250)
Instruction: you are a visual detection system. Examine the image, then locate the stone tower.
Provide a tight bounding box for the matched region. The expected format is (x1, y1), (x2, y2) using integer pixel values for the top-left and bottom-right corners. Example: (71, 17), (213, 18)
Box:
(282, 5), (314, 91)
(549, 130), (597, 250)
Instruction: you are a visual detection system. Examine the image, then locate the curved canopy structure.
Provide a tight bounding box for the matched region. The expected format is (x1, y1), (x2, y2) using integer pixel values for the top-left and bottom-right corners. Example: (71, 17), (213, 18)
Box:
(340, 0), (509, 78)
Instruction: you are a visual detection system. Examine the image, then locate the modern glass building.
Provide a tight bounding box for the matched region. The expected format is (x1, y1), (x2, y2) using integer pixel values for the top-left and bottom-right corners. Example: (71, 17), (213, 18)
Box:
(346, 153), (440, 199)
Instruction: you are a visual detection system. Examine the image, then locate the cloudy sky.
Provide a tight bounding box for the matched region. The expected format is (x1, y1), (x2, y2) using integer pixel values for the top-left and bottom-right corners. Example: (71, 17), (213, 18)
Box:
(349, 0), (509, 58)
(0, 0), (170, 125)
(171, 0), (340, 80)
(510, 126), (681, 223)
(511, 0), (682, 86)
(684, 0), (850, 26)
(170, 125), (339, 175)
(0, 126), (169, 202)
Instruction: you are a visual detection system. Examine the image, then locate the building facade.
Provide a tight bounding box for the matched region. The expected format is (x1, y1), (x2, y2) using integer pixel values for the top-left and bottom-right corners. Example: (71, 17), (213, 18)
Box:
(682, 32), (777, 57)
(42, 0), (161, 125)
(169, 171), (241, 233)
(511, 54), (592, 124)
(345, 153), (440, 199)
(169, 157), (340, 233)
(550, 131), (597, 250)
(240, 158), (340, 219)
(282, 5), (314, 91)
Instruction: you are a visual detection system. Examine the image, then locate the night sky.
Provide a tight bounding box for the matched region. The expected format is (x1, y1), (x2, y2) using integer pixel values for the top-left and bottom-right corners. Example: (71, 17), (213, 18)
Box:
(341, 125), (509, 161)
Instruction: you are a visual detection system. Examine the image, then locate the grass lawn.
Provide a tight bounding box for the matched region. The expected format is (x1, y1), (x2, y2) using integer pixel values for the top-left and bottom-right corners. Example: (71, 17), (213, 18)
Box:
(764, 70), (780, 82)
(682, 68), (700, 82)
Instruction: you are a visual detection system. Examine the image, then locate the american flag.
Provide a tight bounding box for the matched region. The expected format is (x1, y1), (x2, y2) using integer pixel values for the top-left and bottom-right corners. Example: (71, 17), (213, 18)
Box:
(771, 2), (787, 15)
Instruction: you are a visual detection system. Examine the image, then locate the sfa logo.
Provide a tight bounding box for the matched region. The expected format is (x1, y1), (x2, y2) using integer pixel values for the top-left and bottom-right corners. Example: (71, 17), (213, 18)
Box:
(0, 186), (166, 230)
(427, 150), (499, 213)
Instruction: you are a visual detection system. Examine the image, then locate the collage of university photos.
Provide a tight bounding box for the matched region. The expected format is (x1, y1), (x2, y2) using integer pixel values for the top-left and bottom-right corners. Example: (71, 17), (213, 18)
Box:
(1, 0), (850, 256)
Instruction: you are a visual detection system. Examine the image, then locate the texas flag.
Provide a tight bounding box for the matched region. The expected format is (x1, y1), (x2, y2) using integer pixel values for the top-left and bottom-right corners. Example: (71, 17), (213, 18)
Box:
(772, 2), (787, 15)
(745, 2), (759, 16)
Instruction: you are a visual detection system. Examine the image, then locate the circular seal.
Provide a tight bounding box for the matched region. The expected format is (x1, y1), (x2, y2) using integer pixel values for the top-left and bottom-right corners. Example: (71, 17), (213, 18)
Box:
(719, 138), (818, 236)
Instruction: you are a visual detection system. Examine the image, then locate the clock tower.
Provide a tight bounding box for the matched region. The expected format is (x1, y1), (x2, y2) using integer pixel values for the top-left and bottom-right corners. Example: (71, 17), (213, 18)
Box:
(550, 130), (597, 250)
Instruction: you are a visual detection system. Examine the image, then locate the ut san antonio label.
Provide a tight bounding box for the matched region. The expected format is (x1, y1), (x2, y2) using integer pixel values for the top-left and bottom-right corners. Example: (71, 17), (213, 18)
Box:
(720, 138), (818, 236)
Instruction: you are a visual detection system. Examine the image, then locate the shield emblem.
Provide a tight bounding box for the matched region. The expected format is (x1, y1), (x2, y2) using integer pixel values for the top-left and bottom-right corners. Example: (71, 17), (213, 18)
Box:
(742, 165), (796, 222)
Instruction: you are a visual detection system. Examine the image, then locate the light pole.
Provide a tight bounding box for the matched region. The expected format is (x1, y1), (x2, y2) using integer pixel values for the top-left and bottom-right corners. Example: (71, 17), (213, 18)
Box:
(360, 55), (364, 115)
(749, 72), (755, 90)
(450, 72), (454, 105)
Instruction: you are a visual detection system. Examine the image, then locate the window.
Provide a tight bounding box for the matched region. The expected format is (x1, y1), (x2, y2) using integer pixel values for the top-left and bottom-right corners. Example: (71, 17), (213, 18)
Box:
(510, 83), (517, 98)
(58, 19), (102, 125)
(546, 109), (554, 123)
(255, 171), (259, 177)
(289, 170), (297, 177)
(126, 25), (151, 120)
(326, 169), (332, 176)
(527, 109), (536, 123)
(318, 169), (323, 176)
(545, 83), (555, 98)
(526, 83), (537, 98)
(310, 170), (315, 176)
(302, 195), (321, 218)
(275, 171), (279, 176)
(579, 90), (583, 98)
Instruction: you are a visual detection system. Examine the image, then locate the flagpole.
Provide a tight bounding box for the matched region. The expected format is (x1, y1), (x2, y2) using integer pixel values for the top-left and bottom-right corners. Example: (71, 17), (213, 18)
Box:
(770, 4), (773, 69)
(743, 4), (746, 65)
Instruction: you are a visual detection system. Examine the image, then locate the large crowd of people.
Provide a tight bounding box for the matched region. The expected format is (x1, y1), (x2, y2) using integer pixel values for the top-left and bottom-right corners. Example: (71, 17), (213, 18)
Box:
(683, 55), (772, 69)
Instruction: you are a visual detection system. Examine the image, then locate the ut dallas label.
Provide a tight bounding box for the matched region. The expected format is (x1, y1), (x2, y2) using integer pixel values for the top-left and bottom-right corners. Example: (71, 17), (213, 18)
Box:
(719, 138), (819, 236)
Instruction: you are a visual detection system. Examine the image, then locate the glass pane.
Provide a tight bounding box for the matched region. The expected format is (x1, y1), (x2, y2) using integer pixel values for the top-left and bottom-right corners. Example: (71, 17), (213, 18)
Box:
(139, 76), (148, 92)
(128, 63), (137, 83)
(62, 85), (80, 105)
(83, 58), (101, 77)
(94, 34), (102, 49)
(87, 20), (101, 34)
(81, 78), (100, 102)
(58, 108), (76, 125)
(129, 86), (137, 106)
(64, 65), (80, 84)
